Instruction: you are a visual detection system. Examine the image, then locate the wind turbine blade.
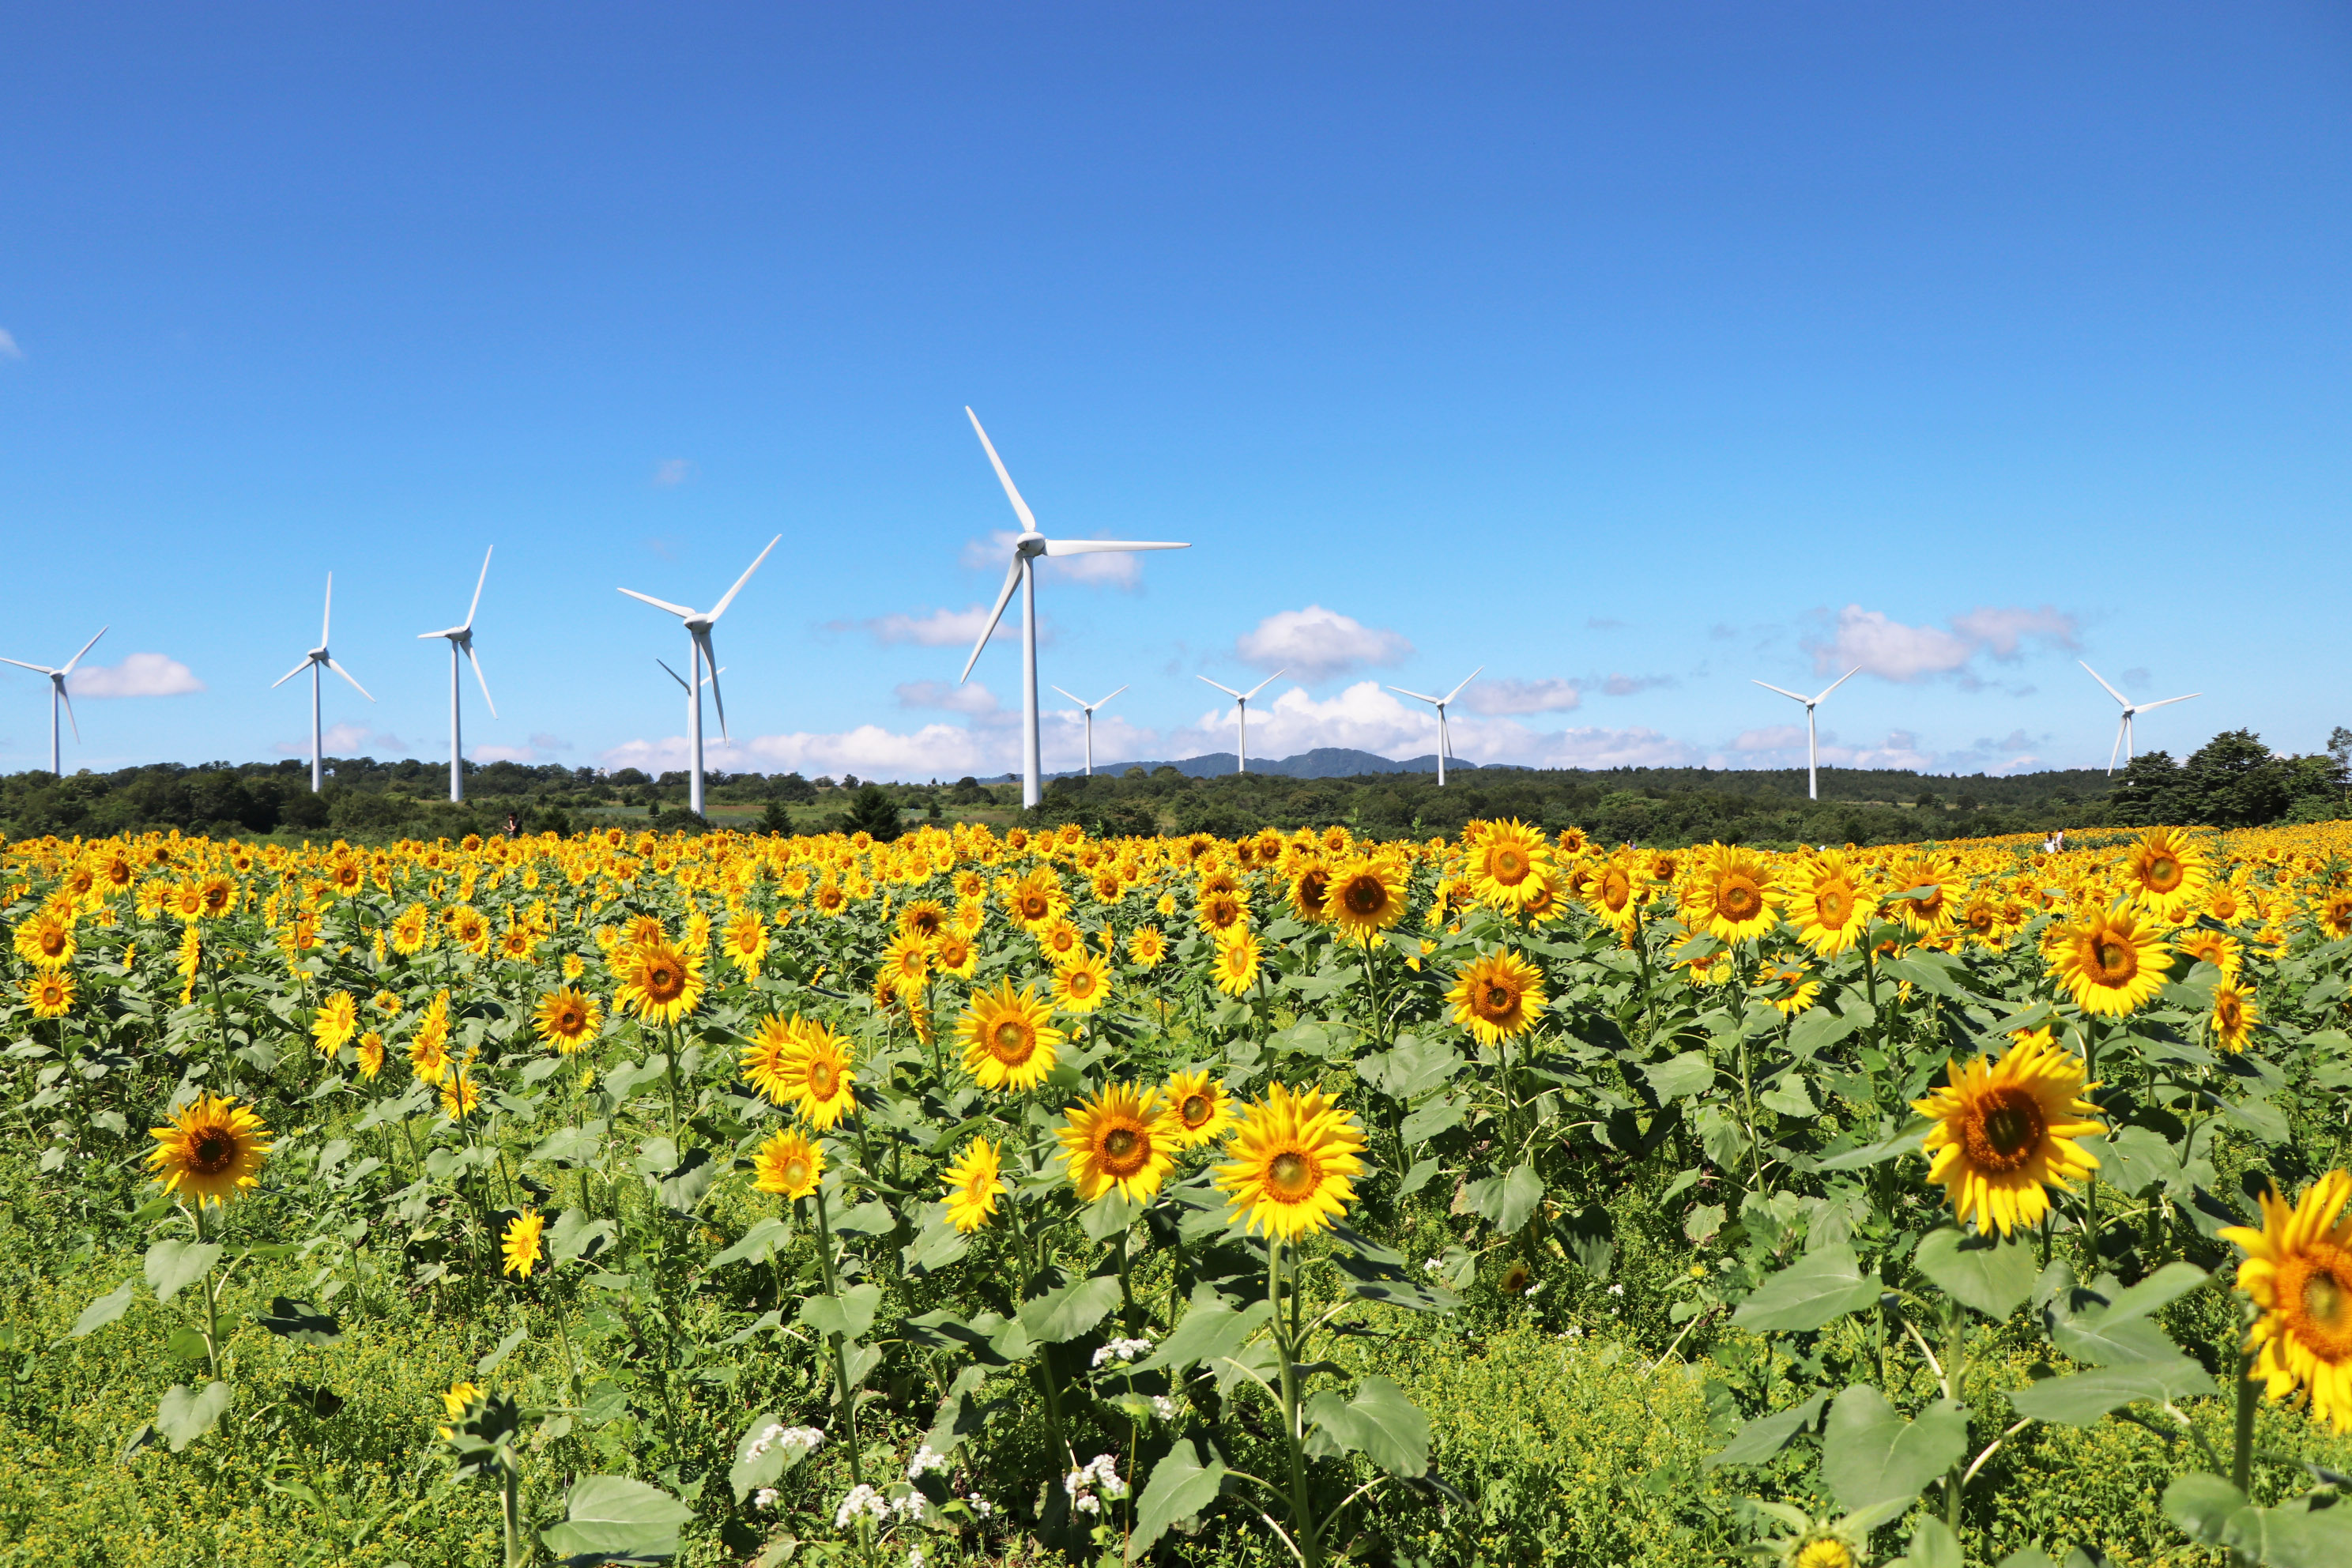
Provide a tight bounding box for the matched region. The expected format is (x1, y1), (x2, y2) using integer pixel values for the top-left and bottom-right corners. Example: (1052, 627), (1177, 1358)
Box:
(2079, 661), (2130, 707)
(1386, 685), (1441, 705)
(959, 555), (1023, 684)
(467, 644), (498, 719)
(463, 546), (492, 631)
(965, 407), (1038, 533)
(417, 627), (463, 640)
(58, 686), (79, 743)
(618, 587), (698, 619)
(271, 657), (314, 688)
(708, 533), (782, 621)
(60, 626), (107, 677)
(1197, 675), (1244, 700)
(657, 658), (690, 691)
(327, 658), (375, 702)
(1241, 669), (1285, 702)
(0, 657), (54, 676)
(1440, 665), (1484, 706)
(2109, 717), (2125, 773)
(2136, 692), (2200, 713)
(1813, 666), (1860, 705)
(1751, 680), (1811, 703)
(322, 573), (334, 646)
(1040, 538), (1189, 554)
(1094, 685), (1128, 710)
(695, 630), (729, 741)
(1050, 684), (1085, 707)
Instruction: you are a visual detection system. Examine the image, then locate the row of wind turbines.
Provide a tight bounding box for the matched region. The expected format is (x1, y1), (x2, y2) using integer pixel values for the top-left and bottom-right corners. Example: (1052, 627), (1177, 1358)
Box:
(6, 406), (2203, 808)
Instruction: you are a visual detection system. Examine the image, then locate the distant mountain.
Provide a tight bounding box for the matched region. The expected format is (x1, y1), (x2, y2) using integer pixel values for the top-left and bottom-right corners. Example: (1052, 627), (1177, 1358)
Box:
(980, 748), (1521, 784)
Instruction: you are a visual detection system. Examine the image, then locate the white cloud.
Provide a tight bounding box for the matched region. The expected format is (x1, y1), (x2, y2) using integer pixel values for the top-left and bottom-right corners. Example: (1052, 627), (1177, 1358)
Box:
(278, 722), (409, 758)
(897, 680), (1000, 716)
(1165, 680), (1697, 771)
(863, 605), (1025, 650)
(962, 531), (1155, 590)
(1602, 673), (1675, 697)
(1460, 677), (1581, 716)
(1714, 726), (1936, 773)
(653, 458), (695, 487)
(1520, 727), (1701, 769)
(1234, 606), (1413, 683)
(529, 732), (572, 752)
(1803, 603), (2080, 682)
(471, 744), (539, 763)
(1730, 724), (1807, 753)
(67, 654), (203, 698)
(0, 330), (20, 360)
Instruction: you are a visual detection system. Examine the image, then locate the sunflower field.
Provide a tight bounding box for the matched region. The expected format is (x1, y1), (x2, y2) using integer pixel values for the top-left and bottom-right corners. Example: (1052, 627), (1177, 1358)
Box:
(6, 818), (2352, 1568)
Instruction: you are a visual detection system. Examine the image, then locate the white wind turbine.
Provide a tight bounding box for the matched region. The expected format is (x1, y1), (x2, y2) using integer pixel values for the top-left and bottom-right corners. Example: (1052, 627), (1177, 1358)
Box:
(657, 658), (723, 736)
(958, 408), (1190, 808)
(417, 547), (497, 804)
(1197, 671), (1284, 775)
(271, 575), (375, 793)
(1751, 666), (1861, 801)
(2081, 661), (2199, 775)
(1050, 684), (1128, 777)
(1387, 665), (1483, 787)
(620, 536), (780, 818)
(0, 627), (107, 777)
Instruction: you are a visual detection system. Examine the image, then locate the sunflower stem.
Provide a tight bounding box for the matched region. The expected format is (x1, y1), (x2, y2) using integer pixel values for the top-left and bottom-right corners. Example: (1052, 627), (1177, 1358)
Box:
(1268, 1238), (1324, 1568)
(811, 1182), (866, 1490)
(2232, 1321), (2258, 1495)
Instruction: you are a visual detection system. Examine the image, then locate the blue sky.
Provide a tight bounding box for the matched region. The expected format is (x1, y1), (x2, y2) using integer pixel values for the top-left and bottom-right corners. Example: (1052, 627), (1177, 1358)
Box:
(5, 3), (2348, 783)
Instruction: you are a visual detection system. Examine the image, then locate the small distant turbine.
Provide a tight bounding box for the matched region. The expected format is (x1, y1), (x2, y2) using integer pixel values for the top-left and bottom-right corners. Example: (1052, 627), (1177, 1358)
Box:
(1050, 684), (1128, 777)
(1197, 671), (1284, 775)
(1387, 665), (1483, 787)
(0, 626), (107, 777)
(620, 535), (780, 817)
(1751, 666), (1860, 801)
(2080, 661), (2199, 775)
(272, 575), (375, 793)
(417, 547), (498, 804)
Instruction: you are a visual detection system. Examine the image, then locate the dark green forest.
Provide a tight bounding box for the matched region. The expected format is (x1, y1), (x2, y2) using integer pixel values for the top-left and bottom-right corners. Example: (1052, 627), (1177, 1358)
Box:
(0, 727), (2341, 848)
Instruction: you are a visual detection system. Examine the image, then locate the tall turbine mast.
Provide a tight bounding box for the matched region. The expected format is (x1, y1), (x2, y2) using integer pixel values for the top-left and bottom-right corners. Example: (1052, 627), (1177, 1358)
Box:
(1050, 684), (1128, 778)
(271, 574), (375, 793)
(1197, 671), (1283, 775)
(957, 409), (1190, 808)
(1751, 667), (1860, 801)
(620, 536), (779, 817)
(1387, 665), (1483, 786)
(2080, 662), (2199, 775)
(0, 627), (107, 777)
(418, 547), (497, 804)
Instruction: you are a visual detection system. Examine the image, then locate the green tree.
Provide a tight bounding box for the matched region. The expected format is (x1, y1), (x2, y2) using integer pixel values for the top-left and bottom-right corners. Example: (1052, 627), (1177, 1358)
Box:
(839, 784), (903, 842)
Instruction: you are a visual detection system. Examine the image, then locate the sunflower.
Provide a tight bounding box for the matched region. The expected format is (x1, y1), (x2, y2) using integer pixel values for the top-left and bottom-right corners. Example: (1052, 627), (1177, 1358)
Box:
(1756, 962), (1823, 1016)
(1197, 889), (1248, 937)
(390, 903), (433, 956)
(435, 1381), (483, 1440)
(1164, 1069), (1234, 1148)
(1468, 820), (1553, 914)
(1057, 1083), (1179, 1203)
(1007, 867), (1067, 930)
(441, 1070), (481, 1121)
(614, 940), (706, 1026)
(753, 1128), (824, 1200)
(2221, 1169), (2352, 1434)
(1288, 858), (1333, 924)
(1127, 925), (1167, 969)
(942, 1136), (1004, 1233)
(1326, 857), (1408, 944)
(356, 1031), (385, 1079)
(147, 1093), (273, 1207)
(2123, 827), (2208, 922)
(1779, 854), (1874, 956)
(1584, 855), (1647, 939)
(2048, 902), (2169, 1016)
(812, 880), (847, 916)
(928, 930), (978, 982)
(168, 878), (207, 922)
(956, 980), (1063, 1092)
(2210, 977), (2259, 1054)
(501, 1208), (544, 1279)
(533, 987), (603, 1054)
(371, 988), (404, 1018)
(13, 908), (75, 969)
(24, 971), (74, 1019)
(780, 1023), (860, 1129)
(409, 1001), (454, 1087)
(2204, 877), (2249, 926)
(1053, 948), (1114, 1015)
(1913, 1029), (2104, 1237)
(198, 876), (235, 919)
(311, 990), (358, 1057)
(496, 925), (536, 964)
(879, 931), (931, 998)
(1214, 1083), (1367, 1242)
(2176, 926), (2240, 977)
(1690, 844), (1777, 945)
(1882, 854), (1954, 938)
(1036, 918), (1087, 968)
(899, 899), (948, 941)
(1446, 950), (1547, 1045)
(1210, 927), (1262, 997)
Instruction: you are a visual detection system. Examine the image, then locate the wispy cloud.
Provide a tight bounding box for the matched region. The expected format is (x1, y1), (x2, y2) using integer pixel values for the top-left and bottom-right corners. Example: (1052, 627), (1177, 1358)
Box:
(653, 458), (695, 488)
(896, 680), (1001, 716)
(1234, 606), (1413, 683)
(0, 330), (21, 361)
(67, 654), (203, 698)
(860, 605), (1027, 650)
(1459, 677), (1581, 716)
(1601, 673), (1675, 697)
(529, 732), (572, 753)
(280, 722), (409, 758)
(1802, 603), (2079, 682)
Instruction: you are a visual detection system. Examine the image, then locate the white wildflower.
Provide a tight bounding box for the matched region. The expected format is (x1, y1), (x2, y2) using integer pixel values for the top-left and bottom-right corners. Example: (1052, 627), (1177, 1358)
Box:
(1151, 1394), (1182, 1423)
(835, 1483), (890, 1530)
(1091, 1336), (1154, 1368)
(754, 1487), (781, 1512)
(966, 1494), (995, 1520)
(906, 1442), (949, 1480)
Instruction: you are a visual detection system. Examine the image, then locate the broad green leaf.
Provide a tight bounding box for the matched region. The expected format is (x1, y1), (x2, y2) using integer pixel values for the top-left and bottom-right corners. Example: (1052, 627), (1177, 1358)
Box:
(1896, 1518), (1964, 1568)
(1732, 1245), (1881, 1333)
(541, 1475), (692, 1564)
(1128, 1438), (1228, 1561)
(2086, 1261), (2211, 1327)
(1913, 1229), (2035, 1321)
(1399, 1095), (1467, 1146)
(1643, 1051), (1716, 1101)
(1995, 1550), (2060, 1568)
(902, 1212), (971, 1276)
(709, 1217), (788, 1270)
(2224, 1497), (2352, 1566)
(144, 1240), (222, 1306)
(476, 1327), (529, 1378)
(2006, 1359), (2215, 1424)
(1683, 1204), (1726, 1247)
(1133, 1298), (1272, 1378)
(1759, 1076), (1818, 1118)
(1021, 1272), (1125, 1344)
(650, 1147), (715, 1215)
(1820, 1386), (1967, 1514)
(156, 1381), (233, 1451)
(2082, 1126), (2177, 1196)
(527, 1123), (606, 1168)
(2222, 1097), (2290, 1145)
(1706, 1392), (1826, 1468)
(71, 1280), (136, 1339)
(1481, 1163), (1545, 1234)
(801, 1282), (884, 1342)
(255, 1296), (341, 1346)
(2162, 1472), (2245, 1547)
(1815, 1118), (1934, 1171)
(830, 1199), (897, 1237)
(1303, 1374), (1430, 1477)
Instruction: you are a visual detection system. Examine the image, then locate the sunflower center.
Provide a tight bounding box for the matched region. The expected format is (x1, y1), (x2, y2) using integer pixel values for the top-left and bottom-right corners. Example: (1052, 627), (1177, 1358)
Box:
(2146, 856), (2181, 893)
(1099, 1124), (1145, 1173)
(1961, 1086), (2048, 1173)
(810, 1061), (839, 1098)
(2090, 937), (2137, 984)
(1482, 983), (1515, 1015)
(1489, 849), (1528, 885)
(1182, 1094), (1212, 1127)
(191, 1133), (236, 1174)
(1068, 971), (1096, 997)
(2283, 1246), (2352, 1360)
(1717, 876), (1761, 922)
(1601, 870), (1630, 910)
(784, 1158), (810, 1188)
(990, 1020), (1035, 1064)
(1819, 885), (1851, 922)
(2217, 996), (2241, 1030)
(1267, 1149), (1320, 1200)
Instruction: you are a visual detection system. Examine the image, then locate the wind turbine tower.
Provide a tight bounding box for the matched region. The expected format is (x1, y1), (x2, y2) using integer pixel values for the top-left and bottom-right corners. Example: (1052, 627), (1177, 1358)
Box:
(958, 408), (1190, 809)
(418, 548), (498, 804)
(2080, 662), (2199, 775)
(1, 628), (107, 777)
(1050, 684), (1128, 777)
(620, 536), (780, 817)
(1387, 666), (1483, 786)
(272, 575), (375, 793)
(1751, 666), (1861, 801)
(1197, 672), (1284, 775)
